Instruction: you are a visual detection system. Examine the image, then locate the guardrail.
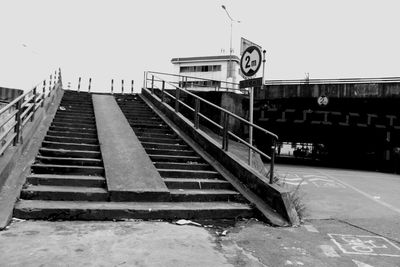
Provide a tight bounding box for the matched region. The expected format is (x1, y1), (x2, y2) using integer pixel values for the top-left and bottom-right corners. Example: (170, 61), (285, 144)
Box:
(0, 68), (62, 156)
(144, 71), (278, 183)
(265, 77), (400, 85)
(144, 71), (247, 94)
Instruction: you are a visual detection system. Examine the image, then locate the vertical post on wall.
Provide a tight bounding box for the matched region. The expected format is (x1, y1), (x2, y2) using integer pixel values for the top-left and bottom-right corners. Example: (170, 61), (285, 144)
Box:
(121, 79), (124, 94)
(248, 87), (254, 166)
(111, 79), (114, 94)
(222, 112), (229, 151)
(41, 80), (45, 107)
(161, 81), (165, 102)
(78, 77), (81, 93)
(88, 78), (92, 92)
(175, 87), (180, 112)
(151, 75), (154, 93)
(270, 139), (276, 184)
(31, 87), (37, 122)
(194, 98), (200, 129)
(48, 75), (52, 96)
(13, 99), (22, 146)
(131, 80), (134, 94)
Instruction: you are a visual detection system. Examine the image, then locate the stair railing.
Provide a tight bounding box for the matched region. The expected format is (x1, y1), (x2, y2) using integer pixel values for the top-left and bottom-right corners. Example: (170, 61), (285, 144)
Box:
(144, 71), (278, 184)
(0, 68), (62, 156)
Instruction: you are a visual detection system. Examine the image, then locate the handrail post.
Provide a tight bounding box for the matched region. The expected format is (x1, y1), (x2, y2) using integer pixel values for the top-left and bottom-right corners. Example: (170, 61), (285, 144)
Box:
(111, 79), (114, 94)
(143, 71), (146, 90)
(151, 75), (155, 94)
(161, 81), (165, 102)
(78, 77), (81, 93)
(121, 79), (124, 94)
(222, 112), (229, 151)
(41, 80), (45, 107)
(131, 80), (134, 94)
(269, 139), (276, 184)
(48, 75), (52, 96)
(88, 78), (92, 93)
(31, 87), (37, 122)
(13, 99), (22, 146)
(194, 98), (200, 129)
(175, 87), (180, 112)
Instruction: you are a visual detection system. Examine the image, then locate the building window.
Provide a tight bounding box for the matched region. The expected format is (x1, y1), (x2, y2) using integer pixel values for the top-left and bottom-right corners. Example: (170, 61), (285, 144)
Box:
(179, 65), (222, 73)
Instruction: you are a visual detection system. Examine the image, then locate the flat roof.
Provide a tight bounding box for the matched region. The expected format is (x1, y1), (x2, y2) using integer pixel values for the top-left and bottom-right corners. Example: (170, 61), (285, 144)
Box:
(171, 55), (240, 64)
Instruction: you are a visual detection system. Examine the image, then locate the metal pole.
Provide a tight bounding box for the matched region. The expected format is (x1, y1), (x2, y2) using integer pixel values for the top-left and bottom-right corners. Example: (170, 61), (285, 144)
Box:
(194, 98), (200, 129)
(270, 139), (276, 184)
(131, 80), (134, 94)
(78, 77), (81, 92)
(13, 99), (22, 146)
(262, 50), (266, 85)
(41, 80), (45, 107)
(248, 87), (254, 166)
(121, 79), (124, 94)
(111, 79), (114, 94)
(31, 87), (37, 122)
(88, 78), (92, 92)
(175, 88), (180, 112)
(161, 81), (165, 102)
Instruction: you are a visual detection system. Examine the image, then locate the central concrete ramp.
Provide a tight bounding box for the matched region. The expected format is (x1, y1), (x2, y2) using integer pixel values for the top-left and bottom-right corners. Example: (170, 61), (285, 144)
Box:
(92, 95), (169, 201)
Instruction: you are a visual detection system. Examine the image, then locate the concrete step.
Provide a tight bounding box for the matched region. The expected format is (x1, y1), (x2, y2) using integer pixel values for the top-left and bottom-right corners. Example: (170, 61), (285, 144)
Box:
(44, 135), (98, 145)
(35, 155), (102, 166)
(141, 142), (189, 150)
(31, 164), (104, 176)
(136, 132), (177, 139)
(53, 117), (95, 124)
(39, 147), (101, 159)
(20, 185), (108, 201)
(51, 121), (96, 129)
(56, 111), (95, 117)
(149, 154), (203, 163)
(14, 200), (254, 220)
(128, 122), (168, 129)
(164, 178), (232, 190)
(169, 189), (245, 202)
(55, 113), (94, 120)
(49, 125), (97, 134)
(46, 130), (97, 139)
(158, 169), (220, 179)
(138, 136), (183, 144)
(27, 174), (105, 187)
(132, 127), (173, 134)
(145, 148), (196, 157)
(154, 162), (212, 171)
(127, 119), (163, 124)
(42, 141), (100, 151)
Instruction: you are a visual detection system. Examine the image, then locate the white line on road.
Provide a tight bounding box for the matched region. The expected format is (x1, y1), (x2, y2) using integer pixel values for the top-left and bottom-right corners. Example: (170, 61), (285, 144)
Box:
(352, 259), (374, 267)
(314, 170), (400, 215)
(319, 245), (340, 257)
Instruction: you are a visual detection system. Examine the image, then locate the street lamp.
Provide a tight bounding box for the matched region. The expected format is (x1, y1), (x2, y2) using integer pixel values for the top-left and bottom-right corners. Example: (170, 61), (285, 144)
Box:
(221, 5), (240, 82)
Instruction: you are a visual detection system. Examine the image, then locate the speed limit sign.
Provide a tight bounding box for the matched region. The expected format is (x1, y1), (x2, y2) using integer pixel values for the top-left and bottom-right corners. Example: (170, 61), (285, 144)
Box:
(240, 46), (262, 77)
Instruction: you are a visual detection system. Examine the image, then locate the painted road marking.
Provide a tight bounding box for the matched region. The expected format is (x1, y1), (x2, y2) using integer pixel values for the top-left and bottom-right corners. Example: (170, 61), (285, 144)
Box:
(352, 259), (375, 267)
(319, 245), (340, 257)
(328, 234), (400, 257)
(304, 224), (319, 233)
(315, 170), (400, 215)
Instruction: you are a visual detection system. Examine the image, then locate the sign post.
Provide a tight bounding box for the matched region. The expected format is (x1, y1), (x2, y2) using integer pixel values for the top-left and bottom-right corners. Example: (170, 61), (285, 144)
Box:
(240, 45), (262, 166)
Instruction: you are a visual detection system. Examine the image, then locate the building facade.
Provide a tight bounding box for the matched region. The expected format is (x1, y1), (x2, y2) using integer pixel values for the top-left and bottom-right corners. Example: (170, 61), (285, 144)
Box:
(171, 55), (241, 92)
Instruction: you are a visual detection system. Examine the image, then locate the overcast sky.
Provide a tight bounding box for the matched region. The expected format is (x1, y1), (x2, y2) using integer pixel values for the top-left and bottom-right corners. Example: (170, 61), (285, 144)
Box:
(1, 0), (399, 92)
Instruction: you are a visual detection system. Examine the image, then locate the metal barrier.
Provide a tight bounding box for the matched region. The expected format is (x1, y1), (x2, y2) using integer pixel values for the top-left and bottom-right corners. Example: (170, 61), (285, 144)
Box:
(0, 69), (62, 156)
(265, 76), (400, 85)
(143, 71), (247, 94)
(144, 71), (278, 183)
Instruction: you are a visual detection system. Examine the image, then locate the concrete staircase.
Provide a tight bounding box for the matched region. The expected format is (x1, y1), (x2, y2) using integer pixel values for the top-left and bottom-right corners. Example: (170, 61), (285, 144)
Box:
(115, 95), (251, 205)
(13, 91), (254, 221)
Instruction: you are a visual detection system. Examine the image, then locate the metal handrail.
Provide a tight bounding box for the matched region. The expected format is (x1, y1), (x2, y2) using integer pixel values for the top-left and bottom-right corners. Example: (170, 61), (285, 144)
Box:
(145, 70), (247, 94)
(145, 71), (278, 183)
(0, 69), (62, 156)
(265, 77), (400, 85)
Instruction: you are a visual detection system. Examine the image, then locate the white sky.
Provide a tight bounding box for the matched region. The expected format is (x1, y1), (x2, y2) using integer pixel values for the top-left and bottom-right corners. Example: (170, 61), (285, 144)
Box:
(1, 0), (400, 92)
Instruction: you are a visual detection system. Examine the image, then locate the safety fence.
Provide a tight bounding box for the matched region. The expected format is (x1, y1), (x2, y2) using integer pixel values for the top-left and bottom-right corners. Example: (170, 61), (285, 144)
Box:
(144, 71), (278, 183)
(0, 68), (62, 156)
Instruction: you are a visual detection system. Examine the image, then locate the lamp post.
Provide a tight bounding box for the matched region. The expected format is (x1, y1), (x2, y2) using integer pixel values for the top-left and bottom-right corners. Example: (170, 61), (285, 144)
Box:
(221, 5), (240, 87)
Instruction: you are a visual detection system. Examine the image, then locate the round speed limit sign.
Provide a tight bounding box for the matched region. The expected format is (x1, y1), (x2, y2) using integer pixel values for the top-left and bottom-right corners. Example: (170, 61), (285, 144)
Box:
(240, 46), (262, 77)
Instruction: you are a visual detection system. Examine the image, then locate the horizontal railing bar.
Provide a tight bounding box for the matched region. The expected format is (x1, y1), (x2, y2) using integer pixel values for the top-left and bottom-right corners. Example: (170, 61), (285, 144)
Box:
(22, 112), (34, 128)
(0, 121), (17, 143)
(21, 95), (35, 108)
(20, 103), (34, 120)
(198, 113), (223, 130)
(0, 132), (17, 156)
(228, 131), (271, 161)
(147, 77), (241, 92)
(178, 99), (194, 112)
(0, 110), (18, 129)
(265, 77), (400, 85)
